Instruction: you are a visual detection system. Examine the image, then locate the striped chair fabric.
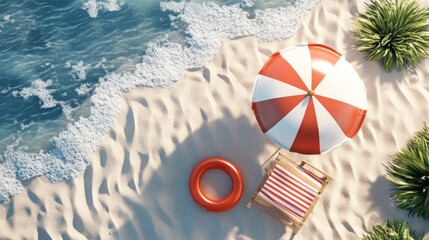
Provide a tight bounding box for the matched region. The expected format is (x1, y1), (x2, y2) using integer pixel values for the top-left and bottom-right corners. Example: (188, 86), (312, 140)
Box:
(247, 152), (332, 233)
(257, 163), (322, 221)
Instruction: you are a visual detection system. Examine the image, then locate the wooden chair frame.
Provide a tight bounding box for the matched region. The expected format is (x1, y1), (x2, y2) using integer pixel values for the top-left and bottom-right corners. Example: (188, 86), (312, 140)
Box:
(247, 150), (333, 233)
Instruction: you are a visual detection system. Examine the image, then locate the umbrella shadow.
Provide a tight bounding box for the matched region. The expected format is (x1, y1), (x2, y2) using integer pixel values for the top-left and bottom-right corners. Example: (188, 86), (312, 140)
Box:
(115, 114), (294, 239)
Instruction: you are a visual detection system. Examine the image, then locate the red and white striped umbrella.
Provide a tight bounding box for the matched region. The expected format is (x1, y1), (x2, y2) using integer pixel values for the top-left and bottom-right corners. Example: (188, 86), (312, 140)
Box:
(252, 43), (367, 154)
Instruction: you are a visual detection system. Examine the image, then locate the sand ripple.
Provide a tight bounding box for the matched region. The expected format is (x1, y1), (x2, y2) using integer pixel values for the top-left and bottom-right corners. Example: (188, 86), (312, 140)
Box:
(1, 0), (429, 239)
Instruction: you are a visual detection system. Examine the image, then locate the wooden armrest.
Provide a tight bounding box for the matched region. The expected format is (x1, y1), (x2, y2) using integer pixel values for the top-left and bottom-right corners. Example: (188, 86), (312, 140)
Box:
(248, 150), (333, 234)
(277, 151), (333, 194)
(275, 157), (322, 190)
(301, 160), (333, 182)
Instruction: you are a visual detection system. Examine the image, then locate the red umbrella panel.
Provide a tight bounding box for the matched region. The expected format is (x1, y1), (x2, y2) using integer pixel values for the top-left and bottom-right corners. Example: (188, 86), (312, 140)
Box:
(252, 43), (367, 154)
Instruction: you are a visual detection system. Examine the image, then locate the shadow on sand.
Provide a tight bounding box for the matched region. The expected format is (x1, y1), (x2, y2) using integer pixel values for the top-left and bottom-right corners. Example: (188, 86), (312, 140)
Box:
(115, 114), (295, 239)
(369, 175), (429, 234)
(342, 30), (409, 85)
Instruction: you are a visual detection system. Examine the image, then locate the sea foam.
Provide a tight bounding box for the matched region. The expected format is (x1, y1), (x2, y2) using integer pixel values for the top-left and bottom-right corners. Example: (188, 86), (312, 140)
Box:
(12, 79), (74, 120)
(76, 84), (92, 96)
(82, 0), (126, 18)
(0, 0), (319, 203)
(13, 79), (60, 109)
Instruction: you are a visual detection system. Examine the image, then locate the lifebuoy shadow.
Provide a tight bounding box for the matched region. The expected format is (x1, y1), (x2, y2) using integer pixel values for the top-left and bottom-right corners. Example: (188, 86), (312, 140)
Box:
(116, 113), (293, 239)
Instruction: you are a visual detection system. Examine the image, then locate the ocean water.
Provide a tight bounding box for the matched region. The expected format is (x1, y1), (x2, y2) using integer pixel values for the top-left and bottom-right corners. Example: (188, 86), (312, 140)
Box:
(0, 0), (319, 203)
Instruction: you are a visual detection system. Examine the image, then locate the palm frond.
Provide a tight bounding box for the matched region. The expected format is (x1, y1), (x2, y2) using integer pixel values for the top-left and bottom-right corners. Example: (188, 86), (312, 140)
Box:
(362, 219), (425, 240)
(385, 123), (429, 220)
(354, 0), (429, 72)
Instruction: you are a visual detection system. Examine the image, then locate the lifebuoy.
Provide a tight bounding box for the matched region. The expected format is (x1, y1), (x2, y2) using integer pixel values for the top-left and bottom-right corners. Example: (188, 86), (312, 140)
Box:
(189, 158), (243, 212)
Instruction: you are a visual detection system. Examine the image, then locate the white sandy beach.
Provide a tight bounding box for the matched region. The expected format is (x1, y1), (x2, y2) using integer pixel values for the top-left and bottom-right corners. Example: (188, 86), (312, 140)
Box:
(1, 0), (429, 239)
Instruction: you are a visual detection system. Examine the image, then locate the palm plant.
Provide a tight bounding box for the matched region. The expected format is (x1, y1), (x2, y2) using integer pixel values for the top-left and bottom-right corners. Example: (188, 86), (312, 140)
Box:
(362, 219), (425, 240)
(354, 0), (429, 72)
(385, 124), (429, 220)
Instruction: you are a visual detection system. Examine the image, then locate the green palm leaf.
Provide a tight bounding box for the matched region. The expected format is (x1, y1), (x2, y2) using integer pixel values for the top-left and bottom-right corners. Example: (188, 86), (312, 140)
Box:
(362, 219), (426, 240)
(354, 0), (429, 72)
(385, 124), (429, 220)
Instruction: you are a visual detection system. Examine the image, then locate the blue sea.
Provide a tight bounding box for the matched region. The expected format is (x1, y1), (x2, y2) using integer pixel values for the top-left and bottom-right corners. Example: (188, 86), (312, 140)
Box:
(0, 0), (319, 202)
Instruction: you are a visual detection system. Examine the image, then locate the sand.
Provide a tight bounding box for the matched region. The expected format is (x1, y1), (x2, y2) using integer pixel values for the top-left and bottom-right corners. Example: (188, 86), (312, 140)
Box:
(1, 0), (429, 239)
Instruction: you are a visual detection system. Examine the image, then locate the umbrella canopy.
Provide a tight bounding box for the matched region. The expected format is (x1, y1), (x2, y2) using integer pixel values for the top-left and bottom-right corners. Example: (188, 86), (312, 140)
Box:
(252, 43), (367, 154)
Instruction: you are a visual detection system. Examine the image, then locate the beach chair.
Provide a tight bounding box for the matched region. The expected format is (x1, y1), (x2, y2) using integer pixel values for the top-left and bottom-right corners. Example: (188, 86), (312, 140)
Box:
(247, 151), (332, 233)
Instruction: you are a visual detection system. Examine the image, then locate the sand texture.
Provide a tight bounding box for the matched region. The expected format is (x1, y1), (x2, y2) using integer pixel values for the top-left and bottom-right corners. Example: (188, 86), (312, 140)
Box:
(1, 0), (429, 239)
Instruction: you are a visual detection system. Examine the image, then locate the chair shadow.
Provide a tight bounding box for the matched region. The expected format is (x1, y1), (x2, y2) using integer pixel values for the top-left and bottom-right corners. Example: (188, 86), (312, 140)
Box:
(115, 114), (292, 239)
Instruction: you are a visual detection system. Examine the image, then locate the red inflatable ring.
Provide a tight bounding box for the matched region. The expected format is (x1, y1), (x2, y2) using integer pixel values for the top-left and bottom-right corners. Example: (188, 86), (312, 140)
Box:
(189, 158), (243, 212)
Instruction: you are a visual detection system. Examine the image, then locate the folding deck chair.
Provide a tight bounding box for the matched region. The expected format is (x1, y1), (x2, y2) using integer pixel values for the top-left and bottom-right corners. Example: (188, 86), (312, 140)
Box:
(247, 151), (332, 233)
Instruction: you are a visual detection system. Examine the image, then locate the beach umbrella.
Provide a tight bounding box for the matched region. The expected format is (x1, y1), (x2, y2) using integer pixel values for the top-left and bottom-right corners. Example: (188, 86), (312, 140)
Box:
(252, 43), (367, 154)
